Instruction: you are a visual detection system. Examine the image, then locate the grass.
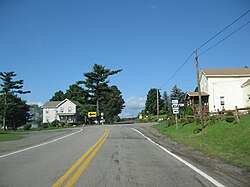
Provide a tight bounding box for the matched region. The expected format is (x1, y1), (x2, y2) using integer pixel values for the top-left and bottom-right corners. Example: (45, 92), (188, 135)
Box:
(153, 114), (250, 169)
(0, 131), (26, 142)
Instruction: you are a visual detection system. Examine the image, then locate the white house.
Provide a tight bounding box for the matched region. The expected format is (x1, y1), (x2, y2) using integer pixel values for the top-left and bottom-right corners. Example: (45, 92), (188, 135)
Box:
(200, 68), (250, 112)
(241, 79), (250, 108)
(42, 99), (81, 123)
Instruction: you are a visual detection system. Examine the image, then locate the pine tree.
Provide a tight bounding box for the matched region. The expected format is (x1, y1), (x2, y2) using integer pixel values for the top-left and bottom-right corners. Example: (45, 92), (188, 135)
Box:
(0, 72), (30, 130)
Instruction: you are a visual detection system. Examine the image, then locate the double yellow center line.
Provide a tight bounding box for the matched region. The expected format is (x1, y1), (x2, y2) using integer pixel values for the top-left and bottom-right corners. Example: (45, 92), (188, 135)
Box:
(52, 128), (110, 187)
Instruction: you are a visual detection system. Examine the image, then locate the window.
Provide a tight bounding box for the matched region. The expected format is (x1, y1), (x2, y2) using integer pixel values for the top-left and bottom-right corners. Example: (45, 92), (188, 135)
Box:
(220, 96), (225, 106)
(46, 109), (49, 114)
(68, 107), (72, 112)
(247, 94), (250, 102)
(60, 107), (64, 113)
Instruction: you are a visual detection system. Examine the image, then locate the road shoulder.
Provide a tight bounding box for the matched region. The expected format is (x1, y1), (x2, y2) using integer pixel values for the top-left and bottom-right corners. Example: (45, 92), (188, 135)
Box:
(135, 124), (250, 187)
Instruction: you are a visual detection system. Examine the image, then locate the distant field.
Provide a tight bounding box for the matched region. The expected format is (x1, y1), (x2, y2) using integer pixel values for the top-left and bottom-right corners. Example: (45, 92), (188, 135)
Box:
(153, 114), (250, 169)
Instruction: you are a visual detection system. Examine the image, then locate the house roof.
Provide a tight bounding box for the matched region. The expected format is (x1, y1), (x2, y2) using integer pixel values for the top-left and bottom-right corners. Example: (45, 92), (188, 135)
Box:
(186, 92), (209, 97)
(42, 99), (82, 108)
(43, 101), (61, 108)
(201, 68), (250, 76)
(241, 79), (250, 88)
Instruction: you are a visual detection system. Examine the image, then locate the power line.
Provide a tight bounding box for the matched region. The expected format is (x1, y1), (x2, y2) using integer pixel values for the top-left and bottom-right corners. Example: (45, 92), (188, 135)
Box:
(159, 10), (250, 90)
(159, 51), (194, 89)
(197, 10), (250, 51)
(199, 20), (250, 57)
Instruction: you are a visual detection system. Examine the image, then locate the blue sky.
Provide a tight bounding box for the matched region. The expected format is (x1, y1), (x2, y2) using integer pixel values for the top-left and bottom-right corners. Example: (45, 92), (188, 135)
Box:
(1, 0), (250, 117)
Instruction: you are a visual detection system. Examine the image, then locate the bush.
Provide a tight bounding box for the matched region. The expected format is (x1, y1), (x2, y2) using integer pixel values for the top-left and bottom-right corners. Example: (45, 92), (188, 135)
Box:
(226, 111), (235, 123)
(24, 124), (31, 130)
(195, 117), (201, 125)
(207, 115), (218, 125)
(185, 107), (193, 115)
(51, 120), (60, 127)
(42, 123), (49, 128)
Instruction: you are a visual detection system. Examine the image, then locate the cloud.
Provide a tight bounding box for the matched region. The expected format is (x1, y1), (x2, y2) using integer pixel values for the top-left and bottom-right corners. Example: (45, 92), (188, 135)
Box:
(27, 101), (43, 106)
(120, 96), (146, 118)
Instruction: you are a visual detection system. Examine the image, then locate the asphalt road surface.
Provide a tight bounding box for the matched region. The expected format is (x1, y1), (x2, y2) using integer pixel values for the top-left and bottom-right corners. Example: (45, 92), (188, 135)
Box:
(0, 125), (236, 187)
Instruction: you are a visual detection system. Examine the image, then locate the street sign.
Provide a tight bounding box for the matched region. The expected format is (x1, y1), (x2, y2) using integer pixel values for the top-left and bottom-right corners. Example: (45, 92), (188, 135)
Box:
(172, 100), (178, 104)
(88, 112), (97, 118)
(173, 109), (179, 114)
(172, 104), (179, 109)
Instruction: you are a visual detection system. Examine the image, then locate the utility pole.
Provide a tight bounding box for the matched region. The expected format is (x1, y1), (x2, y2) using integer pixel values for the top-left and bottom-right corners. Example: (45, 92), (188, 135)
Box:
(157, 88), (159, 119)
(195, 50), (205, 129)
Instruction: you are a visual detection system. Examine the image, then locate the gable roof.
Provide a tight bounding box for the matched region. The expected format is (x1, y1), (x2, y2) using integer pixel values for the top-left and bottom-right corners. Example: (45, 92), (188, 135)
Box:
(241, 79), (250, 88)
(42, 99), (82, 108)
(201, 68), (250, 77)
(42, 101), (61, 108)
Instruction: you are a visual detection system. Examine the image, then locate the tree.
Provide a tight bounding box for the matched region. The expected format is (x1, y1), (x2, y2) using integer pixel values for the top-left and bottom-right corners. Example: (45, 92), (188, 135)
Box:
(100, 86), (125, 123)
(65, 84), (89, 104)
(170, 85), (185, 103)
(145, 88), (163, 115)
(0, 72), (30, 130)
(50, 90), (66, 101)
(162, 91), (170, 111)
(78, 64), (122, 124)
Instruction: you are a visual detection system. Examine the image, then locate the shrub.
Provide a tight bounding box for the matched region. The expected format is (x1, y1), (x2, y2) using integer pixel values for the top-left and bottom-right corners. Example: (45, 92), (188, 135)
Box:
(42, 123), (49, 128)
(24, 124), (31, 130)
(185, 107), (193, 115)
(207, 115), (218, 125)
(195, 117), (201, 125)
(226, 111), (235, 123)
(51, 120), (60, 127)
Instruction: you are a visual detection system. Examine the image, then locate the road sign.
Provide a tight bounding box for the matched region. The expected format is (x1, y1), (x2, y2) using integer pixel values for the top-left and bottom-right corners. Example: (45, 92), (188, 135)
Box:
(173, 109), (179, 114)
(172, 100), (178, 104)
(88, 112), (97, 118)
(172, 104), (179, 109)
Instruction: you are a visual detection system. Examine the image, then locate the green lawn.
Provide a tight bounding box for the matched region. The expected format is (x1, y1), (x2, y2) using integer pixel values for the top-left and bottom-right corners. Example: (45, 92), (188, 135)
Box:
(0, 132), (25, 142)
(153, 114), (250, 169)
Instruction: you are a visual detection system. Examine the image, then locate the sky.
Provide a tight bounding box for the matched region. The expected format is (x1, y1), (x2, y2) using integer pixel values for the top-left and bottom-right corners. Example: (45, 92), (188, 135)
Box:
(1, 0), (250, 118)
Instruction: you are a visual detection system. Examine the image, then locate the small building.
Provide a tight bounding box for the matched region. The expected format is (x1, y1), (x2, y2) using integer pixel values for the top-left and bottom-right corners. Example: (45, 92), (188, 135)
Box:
(42, 99), (81, 123)
(241, 79), (250, 108)
(185, 92), (209, 115)
(200, 68), (250, 112)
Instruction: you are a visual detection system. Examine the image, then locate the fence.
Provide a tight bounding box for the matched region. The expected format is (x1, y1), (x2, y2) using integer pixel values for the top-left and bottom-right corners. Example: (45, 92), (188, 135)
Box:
(180, 106), (250, 123)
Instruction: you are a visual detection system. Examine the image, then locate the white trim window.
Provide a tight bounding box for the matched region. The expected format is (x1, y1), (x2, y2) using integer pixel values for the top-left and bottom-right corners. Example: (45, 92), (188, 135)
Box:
(68, 107), (72, 112)
(220, 96), (225, 106)
(60, 107), (64, 113)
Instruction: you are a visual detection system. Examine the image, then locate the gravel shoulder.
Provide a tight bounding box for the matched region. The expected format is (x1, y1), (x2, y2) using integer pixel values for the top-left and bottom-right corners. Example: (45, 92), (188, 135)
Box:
(134, 123), (250, 187)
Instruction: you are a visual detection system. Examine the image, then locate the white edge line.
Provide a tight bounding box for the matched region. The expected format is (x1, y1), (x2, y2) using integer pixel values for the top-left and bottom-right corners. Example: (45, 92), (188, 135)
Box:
(131, 128), (225, 187)
(0, 128), (83, 159)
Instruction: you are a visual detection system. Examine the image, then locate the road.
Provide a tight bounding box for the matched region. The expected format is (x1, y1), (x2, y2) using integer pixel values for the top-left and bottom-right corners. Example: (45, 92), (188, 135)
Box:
(0, 125), (238, 187)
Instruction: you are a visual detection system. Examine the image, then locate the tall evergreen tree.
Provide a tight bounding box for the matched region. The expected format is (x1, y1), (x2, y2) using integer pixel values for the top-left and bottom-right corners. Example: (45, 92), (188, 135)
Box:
(145, 88), (163, 115)
(78, 64), (122, 124)
(0, 72), (30, 130)
(101, 86), (125, 123)
(50, 90), (66, 101)
(170, 85), (185, 103)
(162, 91), (170, 111)
(65, 84), (89, 104)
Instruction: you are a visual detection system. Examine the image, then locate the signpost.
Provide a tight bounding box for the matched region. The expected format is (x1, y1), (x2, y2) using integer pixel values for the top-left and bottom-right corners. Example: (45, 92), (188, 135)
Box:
(172, 100), (179, 130)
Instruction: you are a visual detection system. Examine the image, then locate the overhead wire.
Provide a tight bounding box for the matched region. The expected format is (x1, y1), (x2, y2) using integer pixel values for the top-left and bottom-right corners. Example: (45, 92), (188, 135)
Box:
(198, 20), (250, 57)
(158, 10), (250, 90)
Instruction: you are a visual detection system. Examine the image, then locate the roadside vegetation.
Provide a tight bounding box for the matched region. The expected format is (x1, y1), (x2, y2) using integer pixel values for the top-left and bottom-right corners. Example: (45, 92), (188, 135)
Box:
(0, 131), (26, 142)
(153, 114), (250, 170)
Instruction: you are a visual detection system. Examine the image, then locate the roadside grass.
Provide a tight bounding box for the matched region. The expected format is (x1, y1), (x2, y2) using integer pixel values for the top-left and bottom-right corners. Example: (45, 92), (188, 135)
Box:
(0, 131), (25, 142)
(153, 114), (250, 170)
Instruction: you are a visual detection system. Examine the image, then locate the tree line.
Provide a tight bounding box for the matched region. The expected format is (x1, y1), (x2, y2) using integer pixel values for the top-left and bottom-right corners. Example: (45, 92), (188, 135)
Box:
(0, 64), (124, 130)
(143, 85), (185, 116)
(50, 64), (125, 124)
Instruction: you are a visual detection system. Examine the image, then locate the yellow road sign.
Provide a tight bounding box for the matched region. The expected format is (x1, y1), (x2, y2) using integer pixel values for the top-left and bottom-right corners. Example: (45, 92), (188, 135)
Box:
(88, 112), (97, 118)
